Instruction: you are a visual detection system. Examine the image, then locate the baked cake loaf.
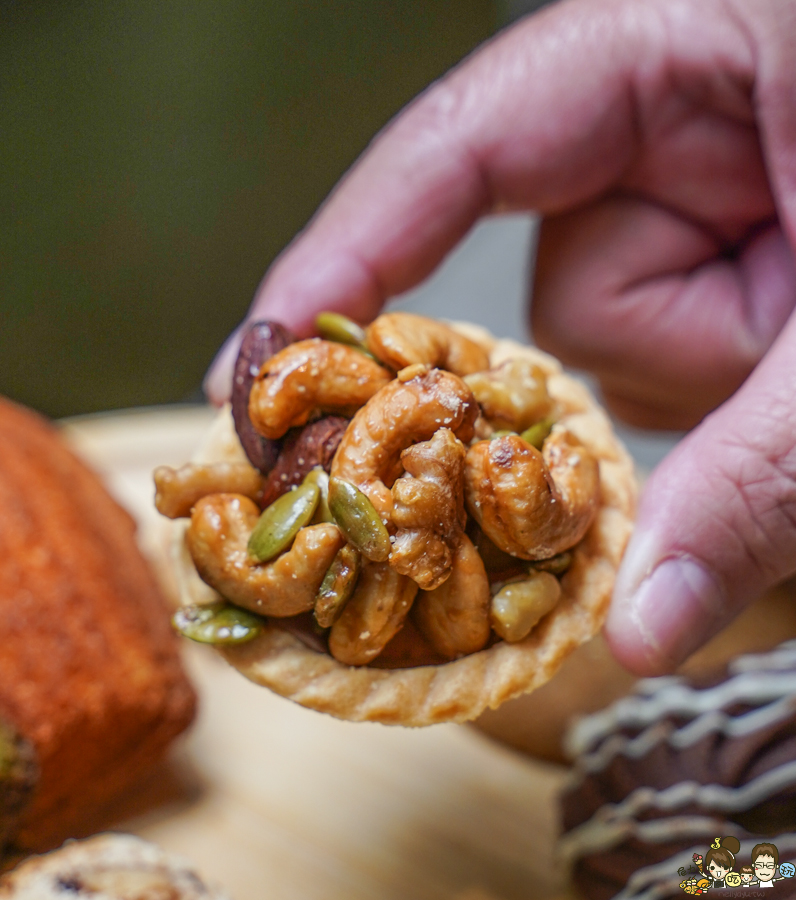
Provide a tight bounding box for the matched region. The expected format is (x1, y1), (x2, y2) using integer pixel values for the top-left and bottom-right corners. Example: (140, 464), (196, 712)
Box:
(560, 640), (796, 899)
(158, 314), (636, 726)
(0, 397), (196, 856)
(0, 833), (228, 898)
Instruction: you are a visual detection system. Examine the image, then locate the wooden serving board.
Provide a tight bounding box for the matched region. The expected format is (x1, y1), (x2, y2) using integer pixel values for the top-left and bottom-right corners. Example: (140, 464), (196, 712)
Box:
(60, 405), (577, 900)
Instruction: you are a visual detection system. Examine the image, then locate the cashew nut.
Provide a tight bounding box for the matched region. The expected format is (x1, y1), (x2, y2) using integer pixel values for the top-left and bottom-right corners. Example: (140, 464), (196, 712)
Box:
(154, 461), (264, 519)
(464, 358), (553, 433)
(390, 427), (467, 590)
(248, 338), (391, 439)
(328, 559), (418, 665)
(490, 571), (561, 642)
(366, 312), (490, 376)
(187, 494), (344, 616)
(465, 429), (599, 559)
(330, 368), (477, 585)
(413, 534), (491, 659)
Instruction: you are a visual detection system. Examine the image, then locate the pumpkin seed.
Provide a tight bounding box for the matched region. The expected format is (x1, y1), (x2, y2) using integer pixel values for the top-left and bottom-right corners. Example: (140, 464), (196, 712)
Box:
(173, 602), (264, 645)
(315, 311), (377, 360)
(490, 571), (561, 642)
(316, 311), (366, 344)
(248, 481), (320, 562)
(328, 477), (391, 562)
(520, 417), (554, 450)
(315, 544), (362, 628)
(303, 467), (334, 524)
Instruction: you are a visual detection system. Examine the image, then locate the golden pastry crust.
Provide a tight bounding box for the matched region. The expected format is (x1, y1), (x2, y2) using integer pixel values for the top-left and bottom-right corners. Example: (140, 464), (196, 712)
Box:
(170, 324), (636, 726)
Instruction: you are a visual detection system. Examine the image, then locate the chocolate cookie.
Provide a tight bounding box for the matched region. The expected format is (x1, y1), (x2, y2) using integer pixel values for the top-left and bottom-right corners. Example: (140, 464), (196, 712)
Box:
(560, 641), (796, 899)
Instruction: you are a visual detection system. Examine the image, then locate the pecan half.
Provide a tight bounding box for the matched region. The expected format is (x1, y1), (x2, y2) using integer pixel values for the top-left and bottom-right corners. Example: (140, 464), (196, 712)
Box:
(232, 320), (296, 473)
(260, 416), (349, 508)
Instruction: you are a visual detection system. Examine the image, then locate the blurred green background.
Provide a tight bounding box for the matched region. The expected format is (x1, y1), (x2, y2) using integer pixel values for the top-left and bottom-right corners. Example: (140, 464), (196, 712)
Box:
(2, 1), (510, 416)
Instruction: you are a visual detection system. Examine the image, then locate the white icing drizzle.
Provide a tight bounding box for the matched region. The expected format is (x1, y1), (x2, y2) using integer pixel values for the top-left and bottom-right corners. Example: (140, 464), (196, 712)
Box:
(567, 668), (796, 761)
(729, 640), (796, 674)
(559, 815), (724, 864)
(566, 642), (796, 759)
(566, 693), (796, 789)
(567, 757), (796, 849)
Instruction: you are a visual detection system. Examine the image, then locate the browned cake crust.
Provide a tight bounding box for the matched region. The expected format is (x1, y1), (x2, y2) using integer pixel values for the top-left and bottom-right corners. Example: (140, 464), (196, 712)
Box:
(0, 398), (196, 853)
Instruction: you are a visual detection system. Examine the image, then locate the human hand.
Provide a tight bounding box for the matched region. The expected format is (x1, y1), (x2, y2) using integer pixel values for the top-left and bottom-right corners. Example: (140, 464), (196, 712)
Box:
(205, 0), (796, 675)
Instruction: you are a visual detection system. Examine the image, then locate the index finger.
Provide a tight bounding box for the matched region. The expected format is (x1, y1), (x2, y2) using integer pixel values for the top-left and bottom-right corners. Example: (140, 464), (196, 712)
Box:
(205, 0), (746, 401)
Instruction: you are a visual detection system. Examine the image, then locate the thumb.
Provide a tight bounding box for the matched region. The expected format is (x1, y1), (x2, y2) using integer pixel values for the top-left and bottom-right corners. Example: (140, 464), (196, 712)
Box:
(605, 309), (796, 675)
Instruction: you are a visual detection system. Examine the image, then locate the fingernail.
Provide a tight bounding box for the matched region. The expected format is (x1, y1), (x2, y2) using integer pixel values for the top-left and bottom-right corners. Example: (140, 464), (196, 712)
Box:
(610, 556), (725, 673)
(203, 325), (244, 406)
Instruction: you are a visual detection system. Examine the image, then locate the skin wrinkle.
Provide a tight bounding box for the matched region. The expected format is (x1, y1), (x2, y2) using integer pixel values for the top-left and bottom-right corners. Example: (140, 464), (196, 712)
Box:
(654, 0), (756, 123)
(720, 0), (760, 93)
(609, 225), (794, 380)
(625, 2), (759, 171)
(620, 125), (770, 239)
(613, 3), (770, 245)
(735, 0), (796, 245)
(734, 490), (796, 587)
(534, 194), (785, 423)
(615, 191), (737, 260)
(629, 587), (665, 659)
(534, 200), (772, 427)
(718, 455), (796, 584)
(409, 92), (495, 225)
(657, 428), (796, 592)
(451, 0), (641, 212)
(623, 117), (773, 233)
(626, 383), (796, 597)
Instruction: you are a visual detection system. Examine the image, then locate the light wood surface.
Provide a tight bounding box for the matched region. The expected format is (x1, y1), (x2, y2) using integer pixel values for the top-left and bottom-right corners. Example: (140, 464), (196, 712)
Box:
(60, 405), (576, 900)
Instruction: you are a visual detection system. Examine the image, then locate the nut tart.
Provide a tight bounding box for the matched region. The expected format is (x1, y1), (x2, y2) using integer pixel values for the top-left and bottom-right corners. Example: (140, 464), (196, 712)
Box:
(158, 315), (636, 726)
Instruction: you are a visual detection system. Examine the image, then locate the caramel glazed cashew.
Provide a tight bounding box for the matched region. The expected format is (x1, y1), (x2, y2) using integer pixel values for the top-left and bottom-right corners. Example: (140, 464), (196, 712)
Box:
(164, 312), (603, 667)
(248, 338), (392, 439)
(465, 429), (600, 560)
(187, 494), (344, 617)
(330, 367), (477, 589)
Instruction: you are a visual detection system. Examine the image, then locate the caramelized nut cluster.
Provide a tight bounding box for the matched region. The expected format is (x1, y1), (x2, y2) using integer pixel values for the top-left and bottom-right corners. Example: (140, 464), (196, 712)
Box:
(156, 312), (601, 667)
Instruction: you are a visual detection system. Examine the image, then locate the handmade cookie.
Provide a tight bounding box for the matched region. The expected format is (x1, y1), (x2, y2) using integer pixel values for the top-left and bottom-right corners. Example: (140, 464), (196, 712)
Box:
(560, 640), (796, 899)
(0, 833), (228, 899)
